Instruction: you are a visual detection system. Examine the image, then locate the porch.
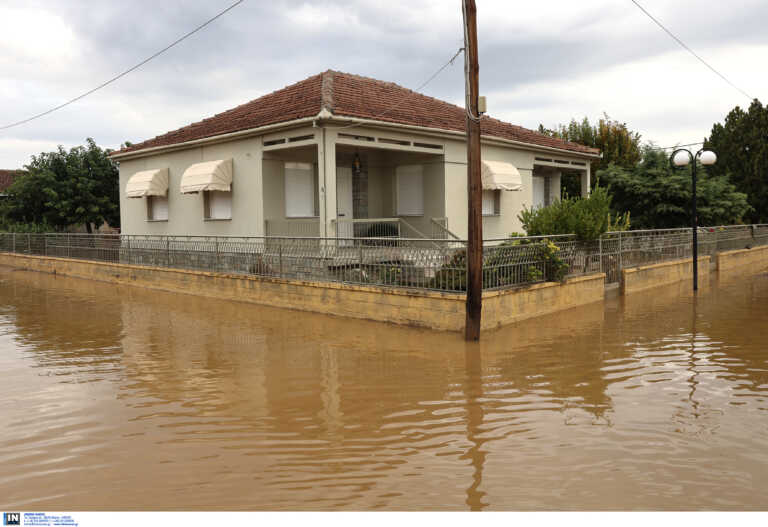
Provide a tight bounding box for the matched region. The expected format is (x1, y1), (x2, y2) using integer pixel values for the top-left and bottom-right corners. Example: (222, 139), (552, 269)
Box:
(260, 127), (458, 241)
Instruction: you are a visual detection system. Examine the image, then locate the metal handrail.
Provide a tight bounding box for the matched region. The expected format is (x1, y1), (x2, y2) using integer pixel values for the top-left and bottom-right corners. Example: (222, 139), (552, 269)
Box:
(1, 223), (765, 292)
(430, 217), (462, 241)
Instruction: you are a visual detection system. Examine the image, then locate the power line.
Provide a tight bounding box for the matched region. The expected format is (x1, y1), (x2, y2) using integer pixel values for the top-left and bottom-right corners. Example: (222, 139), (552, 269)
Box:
(336, 47), (464, 132)
(629, 0), (752, 101)
(0, 0), (245, 131)
(656, 141), (704, 150)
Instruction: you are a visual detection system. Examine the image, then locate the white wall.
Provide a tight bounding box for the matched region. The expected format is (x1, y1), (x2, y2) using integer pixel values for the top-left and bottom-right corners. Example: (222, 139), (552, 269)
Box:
(119, 122), (590, 240)
(119, 135), (264, 236)
(443, 139), (535, 239)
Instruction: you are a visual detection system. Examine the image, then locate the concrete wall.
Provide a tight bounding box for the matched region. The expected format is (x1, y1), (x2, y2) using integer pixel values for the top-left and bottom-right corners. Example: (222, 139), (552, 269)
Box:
(482, 274), (605, 330)
(717, 245), (768, 273)
(119, 123), (593, 240)
(119, 135), (265, 237)
(621, 256), (711, 295)
(443, 139), (536, 239)
(0, 252), (606, 333)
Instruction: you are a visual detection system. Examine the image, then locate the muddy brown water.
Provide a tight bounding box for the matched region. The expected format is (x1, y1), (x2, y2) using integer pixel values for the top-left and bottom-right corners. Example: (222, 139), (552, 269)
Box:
(0, 266), (767, 510)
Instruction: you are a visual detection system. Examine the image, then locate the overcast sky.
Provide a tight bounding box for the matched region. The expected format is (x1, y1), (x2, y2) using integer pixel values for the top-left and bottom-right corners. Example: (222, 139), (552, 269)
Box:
(1, 0), (766, 168)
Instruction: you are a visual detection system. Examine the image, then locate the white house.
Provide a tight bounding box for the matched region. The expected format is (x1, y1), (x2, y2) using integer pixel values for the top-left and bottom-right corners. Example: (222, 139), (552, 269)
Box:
(112, 70), (599, 240)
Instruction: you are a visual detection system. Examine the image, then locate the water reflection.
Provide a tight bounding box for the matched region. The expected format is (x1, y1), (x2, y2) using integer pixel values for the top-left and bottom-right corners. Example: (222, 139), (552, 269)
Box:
(0, 268), (767, 510)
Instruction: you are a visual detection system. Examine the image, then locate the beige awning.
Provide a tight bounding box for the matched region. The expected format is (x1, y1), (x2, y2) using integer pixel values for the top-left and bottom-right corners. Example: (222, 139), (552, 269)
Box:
(180, 159), (232, 193)
(125, 168), (169, 198)
(481, 160), (522, 191)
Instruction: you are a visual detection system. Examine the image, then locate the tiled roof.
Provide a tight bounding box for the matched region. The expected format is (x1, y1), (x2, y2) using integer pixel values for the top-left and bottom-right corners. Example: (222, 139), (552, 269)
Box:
(115, 70), (599, 157)
(0, 169), (23, 192)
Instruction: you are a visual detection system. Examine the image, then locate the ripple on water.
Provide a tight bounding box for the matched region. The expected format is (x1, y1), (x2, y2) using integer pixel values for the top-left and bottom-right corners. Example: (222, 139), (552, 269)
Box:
(1, 268), (768, 509)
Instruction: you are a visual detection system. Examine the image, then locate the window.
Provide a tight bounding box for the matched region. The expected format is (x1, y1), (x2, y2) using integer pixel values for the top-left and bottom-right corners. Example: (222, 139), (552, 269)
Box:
(482, 190), (500, 216)
(204, 191), (232, 220)
(532, 176), (546, 209)
(285, 162), (318, 217)
(147, 195), (168, 221)
(396, 165), (424, 216)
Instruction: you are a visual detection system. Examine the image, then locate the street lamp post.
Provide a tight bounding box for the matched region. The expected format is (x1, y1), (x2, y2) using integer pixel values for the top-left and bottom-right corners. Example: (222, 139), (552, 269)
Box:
(669, 148), (717, 291)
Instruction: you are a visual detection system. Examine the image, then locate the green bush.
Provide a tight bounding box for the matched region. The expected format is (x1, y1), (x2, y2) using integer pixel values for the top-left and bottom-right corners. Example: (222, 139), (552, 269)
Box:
(430, 237), (569, 291)
(518, 185), (629, 241)
(0, 220), (57, 233)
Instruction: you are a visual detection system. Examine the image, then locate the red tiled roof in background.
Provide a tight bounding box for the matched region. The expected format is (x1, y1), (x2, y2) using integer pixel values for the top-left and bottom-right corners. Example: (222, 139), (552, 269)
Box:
(0, 169), (24, 193)
(115, 71), (599, 157)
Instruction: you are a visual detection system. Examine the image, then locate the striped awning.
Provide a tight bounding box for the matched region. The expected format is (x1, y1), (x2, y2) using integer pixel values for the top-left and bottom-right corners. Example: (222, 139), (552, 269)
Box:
(481, 160), (522, 191)
(125, 168), (169, 198)
(180, 159), (232, 194)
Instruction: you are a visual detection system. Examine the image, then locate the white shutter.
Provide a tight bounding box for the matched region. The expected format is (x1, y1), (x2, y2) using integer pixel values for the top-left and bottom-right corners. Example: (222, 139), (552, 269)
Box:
(396, 165), (424, 216)
(285, 162), (315, 217)
(482, 190), (495, 216)
(207, 191), (232, 219)
(532, 176), (546, 208)
(154, 196), (169, 220)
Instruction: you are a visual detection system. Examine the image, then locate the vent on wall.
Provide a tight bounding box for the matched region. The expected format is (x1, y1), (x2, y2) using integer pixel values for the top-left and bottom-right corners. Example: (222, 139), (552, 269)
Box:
(413, 142), (442, 150)
(288, 134), (314, 143)
(534, 156), (588, 168)
(378, 137), (410, 146)
(338, 133), (374, 142)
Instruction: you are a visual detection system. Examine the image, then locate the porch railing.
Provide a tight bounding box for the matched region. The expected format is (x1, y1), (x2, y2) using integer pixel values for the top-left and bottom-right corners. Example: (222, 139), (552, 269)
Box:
(431, 217), (461, 240)
(0, 224), (765, 293)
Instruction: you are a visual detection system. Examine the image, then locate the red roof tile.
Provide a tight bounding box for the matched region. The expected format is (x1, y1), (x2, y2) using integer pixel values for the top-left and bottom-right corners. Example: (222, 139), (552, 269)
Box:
(115, 71), (599, 157)
(0, 169), (23, 192)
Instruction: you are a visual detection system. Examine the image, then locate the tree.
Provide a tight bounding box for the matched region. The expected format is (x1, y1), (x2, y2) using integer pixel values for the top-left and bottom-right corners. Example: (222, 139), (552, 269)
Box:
(705, 99), (768, 223)
(597, 147), (752, 229)
(1, 139), (119, 232)
(539, 114), (643, 197)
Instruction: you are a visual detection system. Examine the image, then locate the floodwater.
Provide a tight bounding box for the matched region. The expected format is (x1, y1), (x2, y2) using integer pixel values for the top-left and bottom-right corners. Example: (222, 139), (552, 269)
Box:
(0, 267), (767, 511)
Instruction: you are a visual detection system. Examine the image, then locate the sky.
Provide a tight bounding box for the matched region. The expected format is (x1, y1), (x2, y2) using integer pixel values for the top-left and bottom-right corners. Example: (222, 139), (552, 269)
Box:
(1, 0), (767, 168)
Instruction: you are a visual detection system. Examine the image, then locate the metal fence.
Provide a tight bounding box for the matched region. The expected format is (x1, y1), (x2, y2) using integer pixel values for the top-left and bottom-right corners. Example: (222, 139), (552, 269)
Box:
(0, 224), (766, 293)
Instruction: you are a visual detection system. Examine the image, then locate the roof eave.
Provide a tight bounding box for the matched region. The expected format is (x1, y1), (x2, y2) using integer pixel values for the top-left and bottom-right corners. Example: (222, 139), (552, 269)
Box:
(111, 112), (600, 161)
(324, 115), (601, 159)
(110, 115), (320, 161)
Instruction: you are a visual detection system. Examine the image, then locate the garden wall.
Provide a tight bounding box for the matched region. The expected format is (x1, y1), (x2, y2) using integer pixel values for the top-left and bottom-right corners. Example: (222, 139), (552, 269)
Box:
(0, 252), (605, 333)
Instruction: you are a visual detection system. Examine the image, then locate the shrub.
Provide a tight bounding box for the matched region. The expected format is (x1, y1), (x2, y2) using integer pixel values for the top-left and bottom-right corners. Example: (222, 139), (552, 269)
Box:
(518, 185), (629, 241)
(430, 237), (569, 291)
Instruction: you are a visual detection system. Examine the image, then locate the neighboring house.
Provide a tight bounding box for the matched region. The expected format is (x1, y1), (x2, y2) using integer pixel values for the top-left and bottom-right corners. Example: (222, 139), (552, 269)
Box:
(0, 169), (23, 197)
(112, 71), (599, 240)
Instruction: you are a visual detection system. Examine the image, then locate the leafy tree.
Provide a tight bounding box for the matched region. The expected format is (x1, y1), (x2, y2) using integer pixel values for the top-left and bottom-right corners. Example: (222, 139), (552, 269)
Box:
(518, 185), (630, 241)
(705, 99), (768, 223)
(597, 147), (752, 229)
(1, 138), (119, 232)
(539, 114), (642, 171)
(539, 114), (643, 197)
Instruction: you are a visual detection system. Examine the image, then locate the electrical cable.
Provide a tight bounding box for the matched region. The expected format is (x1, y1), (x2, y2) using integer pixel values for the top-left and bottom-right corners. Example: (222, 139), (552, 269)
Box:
(335, 47), (464, 132)
(462, 0), (482, 123)
(0, 0), (245, 131)
(629, 0), (752, 100)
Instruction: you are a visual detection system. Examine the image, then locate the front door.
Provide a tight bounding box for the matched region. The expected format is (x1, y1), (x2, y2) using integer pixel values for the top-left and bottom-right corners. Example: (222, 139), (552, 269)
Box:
(336, 167), (354, 240)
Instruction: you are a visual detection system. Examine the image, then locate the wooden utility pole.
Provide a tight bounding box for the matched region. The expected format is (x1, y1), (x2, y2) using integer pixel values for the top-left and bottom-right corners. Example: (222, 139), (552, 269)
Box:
(463, 0), (482, 340)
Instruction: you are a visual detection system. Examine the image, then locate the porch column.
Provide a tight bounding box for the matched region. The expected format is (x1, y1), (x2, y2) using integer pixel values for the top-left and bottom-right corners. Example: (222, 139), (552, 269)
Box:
(581, 163), (591, 197)
(317, 128), (338, 237)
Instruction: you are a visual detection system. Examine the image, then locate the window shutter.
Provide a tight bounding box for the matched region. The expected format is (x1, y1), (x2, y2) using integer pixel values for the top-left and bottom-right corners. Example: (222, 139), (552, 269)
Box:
(148, 195), (169, 220)
(206, 191), (231, 219)
(396, 165), (424, 216)
(285, 163), (315, 217)
(482, 190), (495, 216)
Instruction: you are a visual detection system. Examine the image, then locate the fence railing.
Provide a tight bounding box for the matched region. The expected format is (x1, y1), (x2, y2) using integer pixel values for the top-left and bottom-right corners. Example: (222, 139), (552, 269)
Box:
(0, 225), (765, 293)
(264, 219), (321, 238)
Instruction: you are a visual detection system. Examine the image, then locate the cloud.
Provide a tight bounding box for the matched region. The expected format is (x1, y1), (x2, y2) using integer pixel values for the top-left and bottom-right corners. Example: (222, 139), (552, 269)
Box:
(0, 0), (765, 168)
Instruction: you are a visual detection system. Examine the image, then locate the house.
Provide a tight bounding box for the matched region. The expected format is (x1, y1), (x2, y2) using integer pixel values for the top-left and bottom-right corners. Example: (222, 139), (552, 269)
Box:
(112, 71), (599, 240)
(0, 169), (23, 197)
